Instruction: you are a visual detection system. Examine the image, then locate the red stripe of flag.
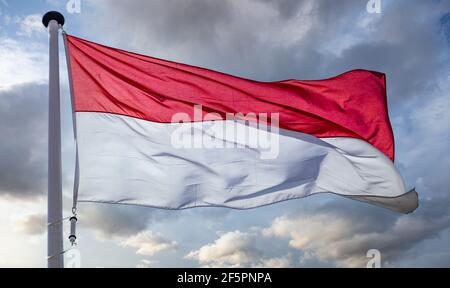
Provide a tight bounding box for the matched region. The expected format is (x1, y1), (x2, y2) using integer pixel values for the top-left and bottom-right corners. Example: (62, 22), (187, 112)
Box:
(66, 34), (394, 160)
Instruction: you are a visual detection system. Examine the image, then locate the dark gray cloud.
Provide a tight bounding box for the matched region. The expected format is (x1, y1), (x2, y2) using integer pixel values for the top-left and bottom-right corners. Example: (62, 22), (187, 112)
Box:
(442, 11), (450, 42)
(263, 197), (450, 267)
(0, 84), (47, 197)
(324, 1), (450, 104)
(81, 203), (179, 238)
(259, 0), (307, 19)
(83, 0), (322, 79)
(83, 0), (233, 53)
(83, 0), (449, 96)
(82, 204), (155, 238)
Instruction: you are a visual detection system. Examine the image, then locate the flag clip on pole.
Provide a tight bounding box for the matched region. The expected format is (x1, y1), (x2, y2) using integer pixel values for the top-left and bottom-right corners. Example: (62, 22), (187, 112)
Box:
(42, 11), (65, 269)
(69, 211), (78, 246)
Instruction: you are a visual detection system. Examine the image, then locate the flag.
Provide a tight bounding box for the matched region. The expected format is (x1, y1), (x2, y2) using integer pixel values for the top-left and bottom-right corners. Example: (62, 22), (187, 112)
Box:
(65, 34), (417, 213)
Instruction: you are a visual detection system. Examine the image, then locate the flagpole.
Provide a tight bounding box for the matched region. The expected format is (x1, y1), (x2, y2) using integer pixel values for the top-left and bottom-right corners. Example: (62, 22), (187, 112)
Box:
(42, 11), (65, 269)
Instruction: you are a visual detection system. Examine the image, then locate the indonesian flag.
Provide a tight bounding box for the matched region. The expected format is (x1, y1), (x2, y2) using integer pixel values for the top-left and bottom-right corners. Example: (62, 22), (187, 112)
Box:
(64, 34), (418, 213)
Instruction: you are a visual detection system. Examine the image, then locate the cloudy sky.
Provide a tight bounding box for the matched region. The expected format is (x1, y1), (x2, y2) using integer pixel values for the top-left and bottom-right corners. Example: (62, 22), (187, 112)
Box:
(0, 0), (449, 268)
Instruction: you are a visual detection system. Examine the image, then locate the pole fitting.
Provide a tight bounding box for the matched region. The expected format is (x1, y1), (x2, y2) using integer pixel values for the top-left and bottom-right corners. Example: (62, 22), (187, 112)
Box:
(42, 11), (65, 28)
(69, 215), (78, 246)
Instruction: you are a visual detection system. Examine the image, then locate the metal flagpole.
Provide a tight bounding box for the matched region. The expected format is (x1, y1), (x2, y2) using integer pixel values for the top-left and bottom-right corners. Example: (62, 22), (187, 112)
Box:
(42, 11), (65, 268)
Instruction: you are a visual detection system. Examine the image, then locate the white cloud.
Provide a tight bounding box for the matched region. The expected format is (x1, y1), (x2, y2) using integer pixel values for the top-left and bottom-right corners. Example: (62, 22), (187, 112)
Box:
(17, 14), (45, 37)
(0, 196), (46, 267)
(13, 213), (46, 235)
(185, 231), (261, 267)
(185, 229), (292, 268)
(120, 231), (177, 256)
(0, 37), (47, 90)
(136, 259), (157, 268)
(185, 230), (291, 268)
(263, 212), (450, 267)
(254, 256), (292, 268)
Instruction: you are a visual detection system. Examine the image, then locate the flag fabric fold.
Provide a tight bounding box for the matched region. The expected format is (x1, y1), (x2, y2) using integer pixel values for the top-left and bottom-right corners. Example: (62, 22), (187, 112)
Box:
(65, 34), (417, 213)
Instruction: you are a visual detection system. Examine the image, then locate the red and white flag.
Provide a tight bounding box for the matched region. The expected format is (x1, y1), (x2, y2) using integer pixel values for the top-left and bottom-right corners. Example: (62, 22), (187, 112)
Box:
(65, 34), (417, 213)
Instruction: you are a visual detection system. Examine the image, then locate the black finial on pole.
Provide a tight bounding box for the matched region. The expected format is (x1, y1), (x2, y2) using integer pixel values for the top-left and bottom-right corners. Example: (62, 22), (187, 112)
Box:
(42, 11), (65, 28)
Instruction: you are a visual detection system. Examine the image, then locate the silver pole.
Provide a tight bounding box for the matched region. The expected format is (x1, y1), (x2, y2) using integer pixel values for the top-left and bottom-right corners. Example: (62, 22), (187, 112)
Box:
(43, 11), (65, 269)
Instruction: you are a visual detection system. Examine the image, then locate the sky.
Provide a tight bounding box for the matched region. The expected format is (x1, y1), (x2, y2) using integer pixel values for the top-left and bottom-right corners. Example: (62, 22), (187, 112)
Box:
(0, 0), (449, 268)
